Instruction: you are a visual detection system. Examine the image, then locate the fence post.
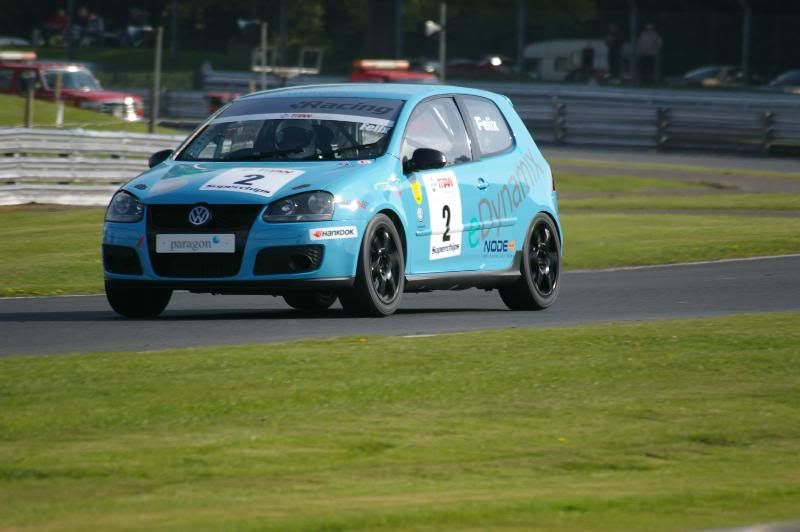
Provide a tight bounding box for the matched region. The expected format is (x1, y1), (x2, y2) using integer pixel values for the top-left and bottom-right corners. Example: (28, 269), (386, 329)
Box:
(24, 81), (35, 128)
(656, 107), (669, 150)
(761, 111), (774, 154)
(553, 101), (566, 144)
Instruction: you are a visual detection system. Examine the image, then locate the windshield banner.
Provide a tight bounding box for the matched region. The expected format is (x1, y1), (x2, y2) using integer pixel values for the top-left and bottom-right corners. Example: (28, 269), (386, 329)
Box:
(214, 97), (404, 125)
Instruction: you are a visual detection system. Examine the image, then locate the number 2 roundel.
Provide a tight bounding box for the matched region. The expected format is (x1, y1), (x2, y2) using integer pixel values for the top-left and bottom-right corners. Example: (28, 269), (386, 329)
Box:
(200, 168), (305, 198)
(422, 170), (462, 260)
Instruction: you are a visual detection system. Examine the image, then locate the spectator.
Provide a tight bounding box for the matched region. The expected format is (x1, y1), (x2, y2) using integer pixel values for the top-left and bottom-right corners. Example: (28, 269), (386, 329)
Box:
(87, 12), (106, 44)
(637, 23), (663, 85)
(73, 6), (89, 45)
(605, 23), (623, 80)
(43, 9), (68, 45)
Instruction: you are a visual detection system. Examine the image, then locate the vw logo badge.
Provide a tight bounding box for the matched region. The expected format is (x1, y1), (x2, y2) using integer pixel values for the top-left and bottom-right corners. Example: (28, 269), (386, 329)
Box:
(188, 205), (211, 226)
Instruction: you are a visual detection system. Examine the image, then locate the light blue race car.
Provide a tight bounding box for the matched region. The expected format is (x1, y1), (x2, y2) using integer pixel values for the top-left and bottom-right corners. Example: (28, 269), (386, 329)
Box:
(103, 83), (562, 317)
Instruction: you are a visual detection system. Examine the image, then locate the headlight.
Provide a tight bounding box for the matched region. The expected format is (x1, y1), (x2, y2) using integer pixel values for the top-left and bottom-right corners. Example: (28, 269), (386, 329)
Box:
(263, 191), (334, 222)
(105, 190), (144, 223)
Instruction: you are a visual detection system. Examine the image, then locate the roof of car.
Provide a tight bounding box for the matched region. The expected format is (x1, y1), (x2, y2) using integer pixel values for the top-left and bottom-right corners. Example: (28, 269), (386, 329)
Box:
(239, 83), (506, 104)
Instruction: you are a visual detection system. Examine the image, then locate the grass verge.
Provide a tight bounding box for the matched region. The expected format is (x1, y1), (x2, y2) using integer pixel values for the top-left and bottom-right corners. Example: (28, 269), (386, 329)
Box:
(560, 193), (800, 211)
(554, 172), (706, 194)
(0, 94), (178, 133)
(2, 207), (800, 296)
(1, 312), (799, 530)
(550, 157), (800, 180)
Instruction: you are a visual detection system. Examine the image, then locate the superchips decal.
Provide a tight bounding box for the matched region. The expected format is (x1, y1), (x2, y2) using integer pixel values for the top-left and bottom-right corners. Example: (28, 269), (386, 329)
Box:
(422, 170), (462, 260)
(200, 168), (304, 198)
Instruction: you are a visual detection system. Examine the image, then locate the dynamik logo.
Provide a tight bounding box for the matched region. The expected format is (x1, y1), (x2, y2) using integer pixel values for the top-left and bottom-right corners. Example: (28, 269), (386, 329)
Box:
(309, 226), (358, 241)
(474, 115), (500, 132)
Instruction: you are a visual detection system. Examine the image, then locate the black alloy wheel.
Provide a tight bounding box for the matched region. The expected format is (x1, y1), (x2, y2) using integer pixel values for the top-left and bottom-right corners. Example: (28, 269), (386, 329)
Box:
(499, 213), (561, 310)
(339, 214), (405, 316)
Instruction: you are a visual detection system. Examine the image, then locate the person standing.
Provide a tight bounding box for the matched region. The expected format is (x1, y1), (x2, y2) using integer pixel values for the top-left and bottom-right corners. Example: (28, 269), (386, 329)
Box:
(605, 23), (623, 80)
(637, 23), (663, 85)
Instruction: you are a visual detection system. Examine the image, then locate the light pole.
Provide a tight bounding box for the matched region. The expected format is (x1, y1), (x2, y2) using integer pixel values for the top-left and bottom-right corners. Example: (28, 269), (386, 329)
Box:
(739, 0), (752, 81)
(149, 26), (163, 134)
(425, 3), (447, 82)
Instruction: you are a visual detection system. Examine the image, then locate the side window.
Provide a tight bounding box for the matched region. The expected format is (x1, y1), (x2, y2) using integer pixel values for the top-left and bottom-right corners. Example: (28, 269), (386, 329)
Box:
(461, 96), (513, 156)
(401, 98), (471, 166)
(0, 69), (12, 91)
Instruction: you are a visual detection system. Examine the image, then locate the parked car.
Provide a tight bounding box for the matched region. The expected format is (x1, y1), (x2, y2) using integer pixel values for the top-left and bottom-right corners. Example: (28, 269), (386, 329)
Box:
(102, 84), (561, 317)
(765, 69), (800, 94)
(673, 65), (745, 88)
(350, 59), (437, 83)
(0, 51), (143, 121)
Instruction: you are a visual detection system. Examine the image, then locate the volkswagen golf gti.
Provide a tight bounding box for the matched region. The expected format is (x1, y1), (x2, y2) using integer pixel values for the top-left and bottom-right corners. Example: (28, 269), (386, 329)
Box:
(102, 83), (562, 317)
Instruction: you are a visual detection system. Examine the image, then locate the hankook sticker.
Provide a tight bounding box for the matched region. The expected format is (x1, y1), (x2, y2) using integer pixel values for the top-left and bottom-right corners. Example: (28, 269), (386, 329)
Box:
(309, 226), (358, 241)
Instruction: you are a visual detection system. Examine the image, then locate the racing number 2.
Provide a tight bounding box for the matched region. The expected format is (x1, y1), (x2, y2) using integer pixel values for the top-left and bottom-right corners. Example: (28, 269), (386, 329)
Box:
(442, 205), (451, 242)
(234, 174), (264, 186)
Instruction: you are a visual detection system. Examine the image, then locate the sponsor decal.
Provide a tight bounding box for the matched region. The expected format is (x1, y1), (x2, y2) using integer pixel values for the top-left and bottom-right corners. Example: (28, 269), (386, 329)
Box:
(410, 179), (423, 205)
(422, 170), (462, 260)
(483, 239), (515, 255)
(474, 115), (500, 132)
(156, 234), (235, 253)
(201, 168), (304, 198)
(478, 151), (547, 239)
(335, 199), (368, 211)
(309, 226), (358, 241)
(289, 100), (394, 115)
(336, 161), (352, 166)
(416, 206), (424, 223)
(359, 123), (392, 134)
(357, 159), (373, 165)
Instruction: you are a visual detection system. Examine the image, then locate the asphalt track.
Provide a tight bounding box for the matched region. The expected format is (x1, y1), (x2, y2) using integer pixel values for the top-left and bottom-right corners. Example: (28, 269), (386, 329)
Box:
(1, 255), (799, 357)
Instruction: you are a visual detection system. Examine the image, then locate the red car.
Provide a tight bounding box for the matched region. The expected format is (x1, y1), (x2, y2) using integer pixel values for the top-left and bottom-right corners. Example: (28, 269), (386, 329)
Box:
(0, 51), (144, 121)
(350, 59), (438, 83)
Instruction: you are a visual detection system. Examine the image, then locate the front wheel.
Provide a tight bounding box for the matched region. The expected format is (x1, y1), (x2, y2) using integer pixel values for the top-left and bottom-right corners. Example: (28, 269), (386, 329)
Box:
(499, 213), (561, 310)
(339, 214), (405, 317)
(105, 281), (172, 318)
(283, 291), (338, 311)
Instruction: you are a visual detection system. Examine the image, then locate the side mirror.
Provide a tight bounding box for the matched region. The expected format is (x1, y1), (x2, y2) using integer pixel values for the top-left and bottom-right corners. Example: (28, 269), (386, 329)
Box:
(148, 149), (173, 168)
(403, 148), (447, 174)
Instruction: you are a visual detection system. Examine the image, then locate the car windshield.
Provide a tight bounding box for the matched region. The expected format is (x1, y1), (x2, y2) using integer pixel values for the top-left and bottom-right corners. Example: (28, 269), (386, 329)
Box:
(177, 96), (404, 162)
(43, 69), (102, 90)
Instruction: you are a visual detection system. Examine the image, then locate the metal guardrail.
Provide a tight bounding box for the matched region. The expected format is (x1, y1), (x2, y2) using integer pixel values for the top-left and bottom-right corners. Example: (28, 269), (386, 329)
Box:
(0, 129), (185, 205)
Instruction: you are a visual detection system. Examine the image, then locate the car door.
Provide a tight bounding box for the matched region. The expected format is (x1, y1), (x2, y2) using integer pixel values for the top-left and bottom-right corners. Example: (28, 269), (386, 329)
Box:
(455, 94), (521, 271)
(399, 97), (477, 273)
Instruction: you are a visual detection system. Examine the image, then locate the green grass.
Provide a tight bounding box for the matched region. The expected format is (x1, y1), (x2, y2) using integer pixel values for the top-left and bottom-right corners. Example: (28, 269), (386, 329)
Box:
(1, 312), (799, 530)
(560, 193), (800, 212)
(550, 157), (800, 180)
(1, 206), (104, 296)
(0, 94), (178, 133)
(3, 207), (800, 296)
(554, 172), (706, 194)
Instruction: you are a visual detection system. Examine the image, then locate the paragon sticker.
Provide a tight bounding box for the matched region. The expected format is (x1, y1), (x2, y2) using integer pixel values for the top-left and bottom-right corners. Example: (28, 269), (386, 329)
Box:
(200, 168), (304, 198)
(422, 170), (462, 260)
(309, 226), (358, 241)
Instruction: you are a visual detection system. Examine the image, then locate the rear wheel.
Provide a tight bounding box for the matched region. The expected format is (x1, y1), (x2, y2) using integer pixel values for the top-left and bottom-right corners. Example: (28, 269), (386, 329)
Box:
(105, 281), (172, 318)
(339, 214), (405, 317)
(499, 213), (561, 310)
(283, 291), (338, 311)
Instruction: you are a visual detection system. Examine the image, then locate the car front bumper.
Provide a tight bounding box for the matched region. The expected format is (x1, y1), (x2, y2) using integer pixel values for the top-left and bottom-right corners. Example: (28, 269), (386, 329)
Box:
(102, 214), (364, 293)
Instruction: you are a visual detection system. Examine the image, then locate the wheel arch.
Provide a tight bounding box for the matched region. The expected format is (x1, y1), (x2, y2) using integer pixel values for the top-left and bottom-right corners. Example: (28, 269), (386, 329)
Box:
(377, 208), (408, 263)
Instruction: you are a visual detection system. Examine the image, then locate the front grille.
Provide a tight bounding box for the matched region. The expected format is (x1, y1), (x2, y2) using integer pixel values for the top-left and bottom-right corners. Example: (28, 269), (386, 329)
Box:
(147, 204), (262, 278)
(254, 245), (324, 275)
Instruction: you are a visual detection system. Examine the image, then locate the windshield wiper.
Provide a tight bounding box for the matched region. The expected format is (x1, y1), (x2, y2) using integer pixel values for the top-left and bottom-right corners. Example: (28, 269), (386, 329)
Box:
(223, 147), (303, 161)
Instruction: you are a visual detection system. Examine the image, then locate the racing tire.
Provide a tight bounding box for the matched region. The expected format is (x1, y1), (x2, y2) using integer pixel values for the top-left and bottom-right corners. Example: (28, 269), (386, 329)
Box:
(105, 281), (172, 318)
(499, 213), (561, 311)
(339, 214), (405, 317)
(283, 291), (338, 311)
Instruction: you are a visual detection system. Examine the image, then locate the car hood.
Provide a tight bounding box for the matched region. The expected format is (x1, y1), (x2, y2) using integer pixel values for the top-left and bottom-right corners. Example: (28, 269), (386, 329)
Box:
(125, 159), (388, 204)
